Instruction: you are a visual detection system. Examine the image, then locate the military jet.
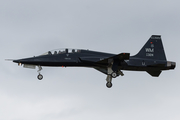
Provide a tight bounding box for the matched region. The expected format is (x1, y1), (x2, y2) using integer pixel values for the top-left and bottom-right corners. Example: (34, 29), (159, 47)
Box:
(12, 35), (176, 88)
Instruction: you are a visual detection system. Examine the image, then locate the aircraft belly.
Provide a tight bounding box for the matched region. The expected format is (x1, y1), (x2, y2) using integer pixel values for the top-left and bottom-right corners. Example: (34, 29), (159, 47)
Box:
(36, 61), (79, 66)
(122, 65), (162, 71)
(17, 60), (79, 67)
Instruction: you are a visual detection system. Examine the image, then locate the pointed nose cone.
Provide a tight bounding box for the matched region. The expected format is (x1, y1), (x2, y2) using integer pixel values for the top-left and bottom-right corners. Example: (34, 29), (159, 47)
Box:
(13, 57), (35, 64)
(13, 60), (20, 63)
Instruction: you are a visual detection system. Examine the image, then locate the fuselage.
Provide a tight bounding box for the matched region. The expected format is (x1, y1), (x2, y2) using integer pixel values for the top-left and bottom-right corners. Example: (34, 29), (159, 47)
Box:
(11, 35), (176, 88)
(13, 49), (175, 72)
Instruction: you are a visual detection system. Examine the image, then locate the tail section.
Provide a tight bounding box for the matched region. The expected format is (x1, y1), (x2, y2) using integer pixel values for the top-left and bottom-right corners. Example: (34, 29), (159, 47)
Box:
(134, 35), (167, 61)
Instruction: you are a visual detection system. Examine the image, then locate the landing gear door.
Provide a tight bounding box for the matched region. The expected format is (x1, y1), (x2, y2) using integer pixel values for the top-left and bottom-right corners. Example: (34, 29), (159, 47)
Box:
(23, 64), (36, 69)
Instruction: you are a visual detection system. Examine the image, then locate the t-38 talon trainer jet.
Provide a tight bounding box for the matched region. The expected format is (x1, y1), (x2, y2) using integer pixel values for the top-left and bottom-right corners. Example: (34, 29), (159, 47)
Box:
(11, 35), (176, 88)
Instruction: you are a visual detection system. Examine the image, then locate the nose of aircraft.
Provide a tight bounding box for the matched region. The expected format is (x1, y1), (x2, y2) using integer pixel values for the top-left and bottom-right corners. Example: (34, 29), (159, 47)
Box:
(13, 57), (35, 64)
(13, 60), (20, 63)
(13, 59), (29, 63)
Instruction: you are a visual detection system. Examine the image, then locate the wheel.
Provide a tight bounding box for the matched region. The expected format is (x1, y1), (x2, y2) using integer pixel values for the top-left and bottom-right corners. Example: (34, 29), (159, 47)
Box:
(37, 74), (43, 80)
(106, 82), (112, 88)
(111, 72), (117, 78)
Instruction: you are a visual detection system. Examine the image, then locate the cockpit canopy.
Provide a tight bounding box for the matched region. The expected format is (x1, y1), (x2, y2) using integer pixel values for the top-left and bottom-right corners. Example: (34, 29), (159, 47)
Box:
(41, 48), (82, 56)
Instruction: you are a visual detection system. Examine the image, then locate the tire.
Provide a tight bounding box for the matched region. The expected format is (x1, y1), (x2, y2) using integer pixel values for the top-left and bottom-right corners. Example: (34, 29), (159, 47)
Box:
(111, 72), (117, 78)
(37, 74), (43, 80)
(106, 82), (112, 88)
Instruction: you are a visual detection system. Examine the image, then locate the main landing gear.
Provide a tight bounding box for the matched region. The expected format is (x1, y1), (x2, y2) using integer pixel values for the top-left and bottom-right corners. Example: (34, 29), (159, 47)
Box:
(111, 71), (124, 78)
(106, 82), (112, 88)
(111, 72), (117, 78)
(106, 75), (112, 88)
(106, 70), (124, 88)
(37, 66), (43, 80)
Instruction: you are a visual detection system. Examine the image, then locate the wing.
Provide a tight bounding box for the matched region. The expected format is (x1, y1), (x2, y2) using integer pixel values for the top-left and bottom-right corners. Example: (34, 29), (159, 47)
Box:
(93, 53), (130, 75)
(79, 53), (130, 65)
(97, 53), (130, 65)
(94, 67), (108, 75)
(79, 53), (130, 73)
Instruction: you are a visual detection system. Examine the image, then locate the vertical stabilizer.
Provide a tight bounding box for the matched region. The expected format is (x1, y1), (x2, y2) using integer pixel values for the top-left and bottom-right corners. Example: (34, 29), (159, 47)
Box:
(134, 35), (167, 61)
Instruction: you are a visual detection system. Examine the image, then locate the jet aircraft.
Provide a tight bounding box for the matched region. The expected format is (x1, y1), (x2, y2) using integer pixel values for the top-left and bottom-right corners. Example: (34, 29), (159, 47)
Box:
(12, 35), (176, 88)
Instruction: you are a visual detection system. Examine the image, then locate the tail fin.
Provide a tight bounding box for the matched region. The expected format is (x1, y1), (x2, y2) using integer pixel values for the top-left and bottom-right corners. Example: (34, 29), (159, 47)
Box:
(134, 35), (167, 61)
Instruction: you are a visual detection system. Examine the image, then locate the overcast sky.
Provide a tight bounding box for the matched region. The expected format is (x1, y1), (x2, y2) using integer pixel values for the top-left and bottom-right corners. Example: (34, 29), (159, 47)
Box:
(0, 0), (180, 120)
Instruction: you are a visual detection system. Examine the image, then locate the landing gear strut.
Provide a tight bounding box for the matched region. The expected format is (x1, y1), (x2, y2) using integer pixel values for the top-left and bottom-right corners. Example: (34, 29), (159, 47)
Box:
(106, 75), (112, 88)
(37, 66), (43, 80)
(105, 70), (124, 88)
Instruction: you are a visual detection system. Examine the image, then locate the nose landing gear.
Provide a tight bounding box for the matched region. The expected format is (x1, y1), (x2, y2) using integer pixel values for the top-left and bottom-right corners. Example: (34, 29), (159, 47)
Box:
(37, 66), (43, 80)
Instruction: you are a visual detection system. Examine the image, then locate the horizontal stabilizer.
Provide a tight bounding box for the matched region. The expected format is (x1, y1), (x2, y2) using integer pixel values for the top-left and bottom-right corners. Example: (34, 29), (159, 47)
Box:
(146, 70), (162, 77)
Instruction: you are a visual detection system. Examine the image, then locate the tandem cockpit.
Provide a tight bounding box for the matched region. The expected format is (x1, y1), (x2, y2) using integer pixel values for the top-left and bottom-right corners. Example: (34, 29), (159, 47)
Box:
(40, 48), (82, 56)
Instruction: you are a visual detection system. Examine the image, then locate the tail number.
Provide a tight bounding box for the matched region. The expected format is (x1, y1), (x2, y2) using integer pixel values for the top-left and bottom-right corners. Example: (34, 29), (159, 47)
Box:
(146, 48), (154, 57)
(146, 53), (154, 56)
(145, 48), (154, 52)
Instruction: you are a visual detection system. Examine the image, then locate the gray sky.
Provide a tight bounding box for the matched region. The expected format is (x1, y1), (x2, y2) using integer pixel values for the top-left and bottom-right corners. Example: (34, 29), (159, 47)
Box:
(1, 0), (180, 120)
